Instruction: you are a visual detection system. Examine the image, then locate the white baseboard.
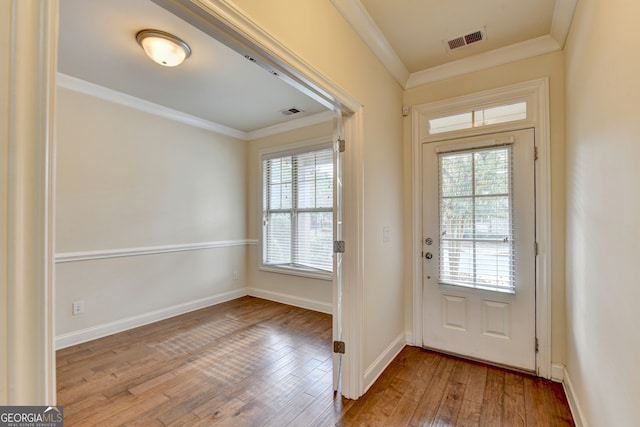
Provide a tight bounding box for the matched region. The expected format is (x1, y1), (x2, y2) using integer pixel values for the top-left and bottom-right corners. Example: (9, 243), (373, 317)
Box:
(551, 362), (565, 382)
(563, 366), (588, 427)
(55, 288), (246, 349)
(56, 287), (332, 349)
(363, 332), (406, 393)
(246, 287), (332, 314)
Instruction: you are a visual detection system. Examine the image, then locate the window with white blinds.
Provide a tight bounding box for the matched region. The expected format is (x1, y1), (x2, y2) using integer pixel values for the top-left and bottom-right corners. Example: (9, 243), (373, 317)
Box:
(438, 145), (515, 292)
(262, 145), (333, 274)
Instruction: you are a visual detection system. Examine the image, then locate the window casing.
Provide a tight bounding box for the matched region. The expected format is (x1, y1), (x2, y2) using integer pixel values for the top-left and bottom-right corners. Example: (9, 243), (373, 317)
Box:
(262, 144), (333, 277)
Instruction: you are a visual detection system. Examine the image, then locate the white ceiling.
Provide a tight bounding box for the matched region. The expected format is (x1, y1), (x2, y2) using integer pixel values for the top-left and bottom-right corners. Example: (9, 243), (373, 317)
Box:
(57, 0), (330, 135)
(362, 0), (556, 72)
(58, 0), (577, 135)
(333, 0), (577, 87)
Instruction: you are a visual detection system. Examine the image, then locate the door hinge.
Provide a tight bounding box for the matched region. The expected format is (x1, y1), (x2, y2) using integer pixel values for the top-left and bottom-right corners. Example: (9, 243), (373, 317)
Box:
(333, 240), (345, 253)
(534, 146), (539, 161)
(333, 341), (346, 354)
(534, 242), (539, 256)
(535, 337), (539, 353)
(336, 139), (346, 153)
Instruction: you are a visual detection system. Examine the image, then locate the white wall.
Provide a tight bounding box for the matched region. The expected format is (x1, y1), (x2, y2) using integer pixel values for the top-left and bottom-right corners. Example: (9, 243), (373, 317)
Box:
(229, 0), (406, 379)
(55, 87), (248, 346)
(246, 121), (335, 313)
(403, 51), (567, 368)
(564, 0), (640, 424)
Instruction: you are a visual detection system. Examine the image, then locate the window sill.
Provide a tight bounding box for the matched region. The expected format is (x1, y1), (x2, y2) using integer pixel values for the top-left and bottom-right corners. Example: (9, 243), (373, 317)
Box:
(260, 264), (333, 281)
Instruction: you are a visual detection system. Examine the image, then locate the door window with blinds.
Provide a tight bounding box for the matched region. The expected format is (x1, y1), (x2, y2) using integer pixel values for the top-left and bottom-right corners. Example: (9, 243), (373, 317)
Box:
(262, 144), (333, 277)
(438, 144), (515, 292)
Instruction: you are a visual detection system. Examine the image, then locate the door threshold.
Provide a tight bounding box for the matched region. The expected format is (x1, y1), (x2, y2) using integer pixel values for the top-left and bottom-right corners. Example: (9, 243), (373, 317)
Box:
(420, 345), (537, 377)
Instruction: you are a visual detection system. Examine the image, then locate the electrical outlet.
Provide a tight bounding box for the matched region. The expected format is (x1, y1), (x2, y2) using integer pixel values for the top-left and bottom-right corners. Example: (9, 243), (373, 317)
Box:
(72, 301), (85, 316)
(233, 271), (239, 281)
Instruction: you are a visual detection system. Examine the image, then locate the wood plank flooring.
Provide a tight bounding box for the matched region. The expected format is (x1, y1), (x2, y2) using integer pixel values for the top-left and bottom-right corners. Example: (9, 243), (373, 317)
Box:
(56, 296), (574, 426)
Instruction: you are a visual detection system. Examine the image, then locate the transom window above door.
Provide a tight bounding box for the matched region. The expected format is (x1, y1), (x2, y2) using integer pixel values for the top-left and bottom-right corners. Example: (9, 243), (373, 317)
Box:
(428, 101), (527, 135)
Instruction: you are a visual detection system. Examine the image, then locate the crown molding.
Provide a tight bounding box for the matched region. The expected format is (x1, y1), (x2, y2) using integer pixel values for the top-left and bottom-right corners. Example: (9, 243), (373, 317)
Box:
(56, 73), (247, 139)
(333, 0), (576, 89)
(406, 35), (561, 89)
(550, 0), (578, 48)
(330, 0), (409, 87)
(57, 73), (335, 141)
(247, 110), (336, 140)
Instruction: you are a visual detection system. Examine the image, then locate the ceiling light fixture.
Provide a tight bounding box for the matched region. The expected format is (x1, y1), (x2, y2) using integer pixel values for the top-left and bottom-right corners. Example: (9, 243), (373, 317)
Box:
(136, 29), (191, 67)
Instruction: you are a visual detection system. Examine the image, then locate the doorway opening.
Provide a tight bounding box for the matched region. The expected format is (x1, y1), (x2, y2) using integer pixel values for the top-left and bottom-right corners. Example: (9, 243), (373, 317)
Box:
(50, 0), (365, 401)
(411, 79), (553, 378)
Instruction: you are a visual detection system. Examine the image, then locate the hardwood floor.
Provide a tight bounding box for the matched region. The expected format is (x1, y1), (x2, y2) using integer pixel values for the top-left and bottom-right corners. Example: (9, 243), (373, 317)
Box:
(56, 297), (574, 426)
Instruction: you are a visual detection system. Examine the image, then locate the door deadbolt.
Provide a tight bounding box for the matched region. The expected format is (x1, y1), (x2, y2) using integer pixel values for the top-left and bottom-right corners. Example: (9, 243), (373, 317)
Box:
(425, 252), (433, 259)
(425, 237), (433, 245)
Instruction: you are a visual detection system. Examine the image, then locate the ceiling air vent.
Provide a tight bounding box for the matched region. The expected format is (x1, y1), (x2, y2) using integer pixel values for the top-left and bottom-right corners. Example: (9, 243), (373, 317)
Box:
(281, 107), (303, 116)
(445, 28), (486, 51)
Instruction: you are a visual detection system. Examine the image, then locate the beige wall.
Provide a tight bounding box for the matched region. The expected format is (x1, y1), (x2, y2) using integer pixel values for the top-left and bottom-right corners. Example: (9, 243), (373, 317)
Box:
(246, 121), (335, 309)
(0, 1), (11, 404)
(56, 89), (247, 251)
(0, 0), (10, 402)
(564, 0), (640, 424)
(230, 0), (406, 372)
(403, 51), (567, 366)
(56, 87), (248, 340)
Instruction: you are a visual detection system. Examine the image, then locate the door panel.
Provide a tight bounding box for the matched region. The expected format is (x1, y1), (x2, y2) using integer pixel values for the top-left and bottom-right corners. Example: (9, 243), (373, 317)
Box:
(422, 129), (536, 371)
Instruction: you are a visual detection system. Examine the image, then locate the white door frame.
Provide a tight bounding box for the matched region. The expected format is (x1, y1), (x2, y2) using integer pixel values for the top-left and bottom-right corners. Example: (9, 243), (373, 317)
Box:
(5, 0), (367, 402)
(1, 0), (58, 403)
(411, 79), (553, 378)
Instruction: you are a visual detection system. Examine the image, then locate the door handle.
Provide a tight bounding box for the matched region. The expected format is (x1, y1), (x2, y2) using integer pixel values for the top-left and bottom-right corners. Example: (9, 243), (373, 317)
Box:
(425, 252), (433, 260)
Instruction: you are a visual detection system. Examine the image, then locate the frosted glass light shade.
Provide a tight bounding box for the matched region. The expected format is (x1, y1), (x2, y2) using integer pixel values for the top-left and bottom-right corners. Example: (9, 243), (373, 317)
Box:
(136, 30), (191, 67)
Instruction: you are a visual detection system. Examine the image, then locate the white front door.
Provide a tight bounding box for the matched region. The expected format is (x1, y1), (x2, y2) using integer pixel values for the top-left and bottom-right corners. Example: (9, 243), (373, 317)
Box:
(422, 129), (536, 371)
